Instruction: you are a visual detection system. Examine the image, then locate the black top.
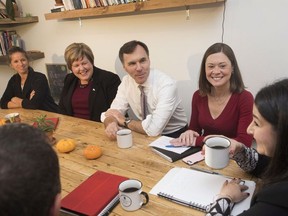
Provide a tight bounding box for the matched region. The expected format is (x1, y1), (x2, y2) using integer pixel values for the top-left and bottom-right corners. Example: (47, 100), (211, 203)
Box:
(59, 66), (121, 122)
(0, 67), (59, 113)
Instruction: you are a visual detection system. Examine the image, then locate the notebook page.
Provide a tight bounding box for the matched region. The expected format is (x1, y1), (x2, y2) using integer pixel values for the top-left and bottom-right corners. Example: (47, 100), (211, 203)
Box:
(150, 167), (255, 215)
(149, 136), (189, 154)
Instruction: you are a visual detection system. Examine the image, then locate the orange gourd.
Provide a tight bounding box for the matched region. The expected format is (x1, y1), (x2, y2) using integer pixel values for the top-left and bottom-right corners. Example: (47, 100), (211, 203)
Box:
(0, 118), (7, 126)
(56, 138), (76, 153)
(83, 145), (102, 160)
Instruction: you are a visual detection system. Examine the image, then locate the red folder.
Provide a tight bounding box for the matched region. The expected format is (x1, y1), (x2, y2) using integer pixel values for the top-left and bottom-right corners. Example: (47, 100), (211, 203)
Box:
(61, 171), (128, 216)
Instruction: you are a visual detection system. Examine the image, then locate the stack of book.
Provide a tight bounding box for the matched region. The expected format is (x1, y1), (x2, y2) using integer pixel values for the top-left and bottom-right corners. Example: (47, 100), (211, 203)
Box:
(60, 0), (147, 11)
(0, 30), (24, 56)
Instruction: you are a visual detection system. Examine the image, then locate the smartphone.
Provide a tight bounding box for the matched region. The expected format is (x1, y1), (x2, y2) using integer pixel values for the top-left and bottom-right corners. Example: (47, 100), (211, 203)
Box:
(182, 151), (204, 165)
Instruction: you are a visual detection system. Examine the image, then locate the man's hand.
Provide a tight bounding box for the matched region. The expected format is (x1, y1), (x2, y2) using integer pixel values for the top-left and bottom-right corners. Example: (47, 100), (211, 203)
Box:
(105, 109), (126, 126)
(104, 121), (121, 140)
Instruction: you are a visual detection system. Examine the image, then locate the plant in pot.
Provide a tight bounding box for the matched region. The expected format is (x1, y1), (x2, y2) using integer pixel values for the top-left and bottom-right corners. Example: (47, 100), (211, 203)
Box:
(33, 114), (56, 145)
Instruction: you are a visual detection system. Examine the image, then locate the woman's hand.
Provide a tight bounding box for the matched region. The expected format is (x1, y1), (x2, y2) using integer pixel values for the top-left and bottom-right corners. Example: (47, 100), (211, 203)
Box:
(200, 135), (245, 158)
(170, 130), (199, 146)
(11, 97), (23, 107)
(29, 90), (35, 100)
(218, 178), (250, 203)
(229, 139), (245, 157)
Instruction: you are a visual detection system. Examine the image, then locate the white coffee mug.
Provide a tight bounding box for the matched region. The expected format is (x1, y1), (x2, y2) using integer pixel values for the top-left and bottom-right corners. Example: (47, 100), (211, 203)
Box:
(116, 129), (133, 149)
(5, 113), (21, 123)
(204, 136), (231, 169)
(119, 179), (149, 211)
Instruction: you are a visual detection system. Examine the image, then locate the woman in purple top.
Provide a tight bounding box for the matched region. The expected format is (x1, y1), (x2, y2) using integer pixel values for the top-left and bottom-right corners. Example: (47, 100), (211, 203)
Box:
(171, 43), (253, 147)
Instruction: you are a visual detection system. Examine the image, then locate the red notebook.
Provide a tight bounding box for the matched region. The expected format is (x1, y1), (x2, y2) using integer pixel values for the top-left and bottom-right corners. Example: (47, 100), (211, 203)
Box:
(61, 171), (128, 216)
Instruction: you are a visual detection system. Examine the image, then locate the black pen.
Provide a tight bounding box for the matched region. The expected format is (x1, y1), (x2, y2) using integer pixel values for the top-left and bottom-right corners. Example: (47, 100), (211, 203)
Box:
(190, 166), (220, 175)
(190, 167), (245, 185)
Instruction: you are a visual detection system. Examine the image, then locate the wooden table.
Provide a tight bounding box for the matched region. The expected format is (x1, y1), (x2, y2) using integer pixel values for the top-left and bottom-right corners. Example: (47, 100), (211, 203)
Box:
(0, 108), (255, 216)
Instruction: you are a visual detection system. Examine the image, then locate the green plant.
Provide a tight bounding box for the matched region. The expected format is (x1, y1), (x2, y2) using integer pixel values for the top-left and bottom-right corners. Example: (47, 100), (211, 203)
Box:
(34, 114), (55, 132)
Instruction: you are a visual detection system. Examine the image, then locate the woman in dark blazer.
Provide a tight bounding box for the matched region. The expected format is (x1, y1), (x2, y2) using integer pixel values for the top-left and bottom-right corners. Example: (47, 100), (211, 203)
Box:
(0, 46), (59, 113)
(59, 42), (121, 122)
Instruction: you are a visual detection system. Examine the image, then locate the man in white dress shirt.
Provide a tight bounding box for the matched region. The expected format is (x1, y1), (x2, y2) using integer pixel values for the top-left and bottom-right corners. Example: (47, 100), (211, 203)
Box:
(101, 40), (187, 140)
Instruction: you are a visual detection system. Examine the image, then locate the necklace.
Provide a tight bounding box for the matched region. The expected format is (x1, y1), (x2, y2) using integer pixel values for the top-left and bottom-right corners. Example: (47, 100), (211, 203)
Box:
(79, 83), (89, 88)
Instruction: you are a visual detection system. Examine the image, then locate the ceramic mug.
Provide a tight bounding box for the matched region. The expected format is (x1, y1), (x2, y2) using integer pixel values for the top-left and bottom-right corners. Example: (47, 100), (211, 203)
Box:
(204, 136), (231, 169)
(119, 179), (149, 211)
(116, 129), (133, 149)
(5, 112), (21, 123)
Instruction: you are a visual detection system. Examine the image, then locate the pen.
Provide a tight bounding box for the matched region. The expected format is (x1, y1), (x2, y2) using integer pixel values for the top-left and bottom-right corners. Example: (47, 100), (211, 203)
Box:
(190, 167), (246, 184)
(190, 166), (220, 175)
(165, 145), (185, 148)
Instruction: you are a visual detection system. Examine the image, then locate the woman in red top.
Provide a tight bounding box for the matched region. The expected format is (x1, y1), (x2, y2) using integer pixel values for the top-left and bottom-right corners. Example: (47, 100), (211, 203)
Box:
(171, 43), (253, 147)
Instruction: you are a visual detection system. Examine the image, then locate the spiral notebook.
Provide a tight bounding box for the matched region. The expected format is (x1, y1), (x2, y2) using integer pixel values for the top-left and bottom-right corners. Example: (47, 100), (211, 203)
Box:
(150, 167), (256, 215)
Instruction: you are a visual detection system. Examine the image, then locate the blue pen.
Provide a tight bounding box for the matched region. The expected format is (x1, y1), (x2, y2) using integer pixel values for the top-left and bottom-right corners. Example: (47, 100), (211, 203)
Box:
(165, 145), (184, 148)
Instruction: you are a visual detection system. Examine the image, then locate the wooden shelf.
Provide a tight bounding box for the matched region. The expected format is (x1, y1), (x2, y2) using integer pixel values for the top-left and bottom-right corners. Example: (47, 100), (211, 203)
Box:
(0, 16), (39, 27)
(45, 0), (224, 20)
(0, 51), (45, 65)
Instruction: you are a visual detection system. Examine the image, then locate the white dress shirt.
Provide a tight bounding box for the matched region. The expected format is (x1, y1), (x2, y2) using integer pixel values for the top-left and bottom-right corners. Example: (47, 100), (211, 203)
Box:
(101, 68), (187, 136)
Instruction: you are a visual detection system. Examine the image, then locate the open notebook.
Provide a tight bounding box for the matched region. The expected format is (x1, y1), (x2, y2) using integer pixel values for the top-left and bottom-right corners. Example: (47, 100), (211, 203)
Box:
(150, 167), (256, 215)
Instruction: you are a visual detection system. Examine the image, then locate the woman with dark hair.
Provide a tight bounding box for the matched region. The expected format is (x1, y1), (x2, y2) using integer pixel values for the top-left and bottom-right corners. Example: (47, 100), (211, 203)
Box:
(59, 42), (121, 122)
(206, 78), (288, 215)
(171, 43), (253, 147)
(0, 46), (59, 112)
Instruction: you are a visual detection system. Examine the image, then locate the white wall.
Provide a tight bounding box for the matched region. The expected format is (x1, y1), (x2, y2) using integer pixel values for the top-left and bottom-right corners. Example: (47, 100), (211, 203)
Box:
(1, 0), (287, 121)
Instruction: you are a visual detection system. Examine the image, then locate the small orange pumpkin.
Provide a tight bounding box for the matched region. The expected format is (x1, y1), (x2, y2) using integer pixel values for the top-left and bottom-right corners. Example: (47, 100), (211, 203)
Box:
(56, 138), (76, 153)
(0, 118), (7, 126)
(83, 145), (102, 160)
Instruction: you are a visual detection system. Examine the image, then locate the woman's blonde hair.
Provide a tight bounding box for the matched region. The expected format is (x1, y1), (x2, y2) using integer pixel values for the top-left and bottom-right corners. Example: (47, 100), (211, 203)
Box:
(64, 42), (94, 70)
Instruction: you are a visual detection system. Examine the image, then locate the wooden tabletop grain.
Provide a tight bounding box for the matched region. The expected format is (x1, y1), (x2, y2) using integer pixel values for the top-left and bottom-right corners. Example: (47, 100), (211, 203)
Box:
(0, 108), (255, 216)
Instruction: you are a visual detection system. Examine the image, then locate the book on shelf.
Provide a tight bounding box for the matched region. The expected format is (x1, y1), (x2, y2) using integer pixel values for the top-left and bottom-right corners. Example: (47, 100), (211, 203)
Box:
(150, 167), (256, 215)
(61, 170), (129, 216)
(149, 136), (201, 162)
(51, 6), (65, 13)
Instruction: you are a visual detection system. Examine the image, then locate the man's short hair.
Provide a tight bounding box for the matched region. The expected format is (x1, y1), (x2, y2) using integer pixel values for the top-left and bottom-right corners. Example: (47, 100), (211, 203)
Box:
(0, 123), (60, 216)
(119, 40), (149, 63)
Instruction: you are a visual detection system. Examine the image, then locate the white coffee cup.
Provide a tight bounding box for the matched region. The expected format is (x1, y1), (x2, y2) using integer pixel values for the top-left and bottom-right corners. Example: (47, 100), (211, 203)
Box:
(5, 113), (21, 123)
(204, 136), (231, 169)
(119, 179), (149, 211)
(116, 129), (133, 149)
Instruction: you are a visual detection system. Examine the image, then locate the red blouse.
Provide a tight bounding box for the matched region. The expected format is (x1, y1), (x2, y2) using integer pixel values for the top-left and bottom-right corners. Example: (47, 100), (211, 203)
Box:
(71, 82), (93, 120)
(189, 90), (254, 147)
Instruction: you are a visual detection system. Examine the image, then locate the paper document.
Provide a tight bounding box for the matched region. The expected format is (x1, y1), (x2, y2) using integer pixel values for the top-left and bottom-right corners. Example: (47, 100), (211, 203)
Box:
(149, 136), (189, 154)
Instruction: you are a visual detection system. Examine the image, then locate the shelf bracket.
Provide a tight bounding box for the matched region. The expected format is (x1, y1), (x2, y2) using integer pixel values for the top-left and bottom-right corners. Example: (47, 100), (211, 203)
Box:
(78, 17), (82, 27)
(186, 6), (190, 20)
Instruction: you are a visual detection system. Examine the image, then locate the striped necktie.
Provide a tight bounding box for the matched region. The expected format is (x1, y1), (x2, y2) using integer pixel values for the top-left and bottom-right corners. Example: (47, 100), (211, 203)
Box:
(139, 85), (148, 120)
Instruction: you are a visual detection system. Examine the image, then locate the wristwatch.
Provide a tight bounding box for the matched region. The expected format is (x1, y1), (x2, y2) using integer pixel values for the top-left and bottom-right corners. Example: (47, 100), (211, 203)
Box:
(124, 119), (131, 128)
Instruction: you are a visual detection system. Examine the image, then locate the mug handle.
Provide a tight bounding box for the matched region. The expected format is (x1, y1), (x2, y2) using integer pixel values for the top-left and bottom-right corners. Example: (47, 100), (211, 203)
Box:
(140, 191), (149, 206)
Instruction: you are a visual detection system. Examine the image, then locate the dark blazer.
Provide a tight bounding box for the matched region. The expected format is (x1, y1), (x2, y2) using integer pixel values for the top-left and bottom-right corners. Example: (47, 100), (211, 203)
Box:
(240, 181), (288, 216)
(0, 67), (59, 113)
(59, 66), (121, 122)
